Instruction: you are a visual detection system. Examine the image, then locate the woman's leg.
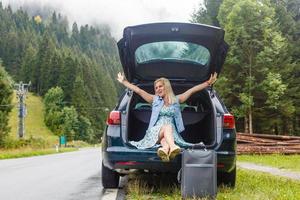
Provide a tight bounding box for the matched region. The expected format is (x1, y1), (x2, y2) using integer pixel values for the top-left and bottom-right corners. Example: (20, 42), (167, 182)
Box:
(161, 124), (180, 160)
(158, 125), (180, 161)
(160, 138), (170, 153)
(159, 124), (179, 150)
(157, 127), (170, 161)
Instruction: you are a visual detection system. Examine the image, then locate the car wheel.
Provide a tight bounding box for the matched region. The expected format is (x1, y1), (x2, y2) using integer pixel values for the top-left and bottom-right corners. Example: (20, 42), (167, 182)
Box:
(102, 162), (120, 188)
(219, 166), (236, 188)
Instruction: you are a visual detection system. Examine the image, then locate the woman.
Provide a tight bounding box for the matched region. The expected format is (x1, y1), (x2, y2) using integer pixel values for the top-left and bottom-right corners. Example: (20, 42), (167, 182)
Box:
(117, 72), (217, 162)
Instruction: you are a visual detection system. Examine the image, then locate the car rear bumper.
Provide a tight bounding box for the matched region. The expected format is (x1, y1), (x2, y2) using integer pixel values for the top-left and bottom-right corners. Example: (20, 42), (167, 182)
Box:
(102, 146), (236, 174)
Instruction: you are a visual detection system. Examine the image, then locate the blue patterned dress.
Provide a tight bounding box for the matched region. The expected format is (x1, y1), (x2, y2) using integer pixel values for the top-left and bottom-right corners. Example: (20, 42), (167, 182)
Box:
(130, 105), (192, 149)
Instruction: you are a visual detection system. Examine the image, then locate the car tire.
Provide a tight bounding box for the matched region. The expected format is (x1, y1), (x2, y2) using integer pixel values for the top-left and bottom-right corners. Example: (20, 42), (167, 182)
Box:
(102, 162), (120, 188)
(219, 166), (236, 188)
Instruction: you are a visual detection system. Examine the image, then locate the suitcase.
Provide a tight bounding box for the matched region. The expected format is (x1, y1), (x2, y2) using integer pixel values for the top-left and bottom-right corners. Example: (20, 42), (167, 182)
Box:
(180, 147), (217, 199)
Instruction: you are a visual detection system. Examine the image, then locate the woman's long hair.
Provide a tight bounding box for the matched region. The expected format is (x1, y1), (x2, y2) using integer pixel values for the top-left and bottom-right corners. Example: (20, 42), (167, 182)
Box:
(154, 78), (176, 105)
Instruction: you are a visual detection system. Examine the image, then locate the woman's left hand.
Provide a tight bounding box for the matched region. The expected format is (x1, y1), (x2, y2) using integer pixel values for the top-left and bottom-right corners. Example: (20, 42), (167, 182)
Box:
(206, 72), (218, 86)
(178, 72), (218, 103)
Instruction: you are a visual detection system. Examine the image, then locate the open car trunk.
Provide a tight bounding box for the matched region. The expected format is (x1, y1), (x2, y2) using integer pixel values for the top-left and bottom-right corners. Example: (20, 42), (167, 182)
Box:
(126, 84), (216, 148)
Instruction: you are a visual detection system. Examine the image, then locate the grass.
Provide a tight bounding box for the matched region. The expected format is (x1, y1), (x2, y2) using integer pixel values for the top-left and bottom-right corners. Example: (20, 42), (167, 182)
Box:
(125, 169), (300, 200)
(8, 92), (57, 145)
(238, 154), (300, 172)
(1, 92), (90, 159)
(0, 147), (78, 159)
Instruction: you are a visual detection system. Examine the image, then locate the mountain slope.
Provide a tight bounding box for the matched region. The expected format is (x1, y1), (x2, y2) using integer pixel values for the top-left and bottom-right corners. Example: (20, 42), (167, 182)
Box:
(8, 92), (57, 144)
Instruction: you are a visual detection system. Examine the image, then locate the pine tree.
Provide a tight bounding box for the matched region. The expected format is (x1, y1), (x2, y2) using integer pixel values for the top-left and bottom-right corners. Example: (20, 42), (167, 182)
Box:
(191, 0), (223, 26)
(20, 44), (37, 83)
(0, 64), (13, 146)
(58, 50), (77, 102)
(216, 0), (294, 134)
(36, 31), (56, 95)
(0, 5), (120, 139)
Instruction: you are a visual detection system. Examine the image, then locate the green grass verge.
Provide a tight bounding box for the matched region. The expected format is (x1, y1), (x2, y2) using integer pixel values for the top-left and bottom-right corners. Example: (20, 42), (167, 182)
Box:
(0, 147), (78, 159)
(2, 91), (93, 159)
(126, 169), (300, 200)
(238, 154), (300, 172)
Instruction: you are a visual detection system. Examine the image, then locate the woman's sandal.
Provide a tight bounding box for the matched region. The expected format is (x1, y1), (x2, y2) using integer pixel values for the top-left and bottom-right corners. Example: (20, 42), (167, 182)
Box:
(169, 146), (181, 160)
(157, 148), (169, 162)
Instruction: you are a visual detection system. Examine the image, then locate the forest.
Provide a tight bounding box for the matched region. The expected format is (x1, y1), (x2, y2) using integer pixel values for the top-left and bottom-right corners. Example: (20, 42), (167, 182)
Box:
(193, 0), (300, 135)
(0, 0), (299, 147)
(0, 2), (121, 144)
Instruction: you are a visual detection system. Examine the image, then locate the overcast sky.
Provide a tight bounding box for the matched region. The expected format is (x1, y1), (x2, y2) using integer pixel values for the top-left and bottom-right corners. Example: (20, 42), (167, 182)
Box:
(2, 0), (202, 39)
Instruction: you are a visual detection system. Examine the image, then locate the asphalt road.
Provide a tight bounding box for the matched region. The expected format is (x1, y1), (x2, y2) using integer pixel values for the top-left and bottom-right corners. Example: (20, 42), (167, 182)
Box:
(5, 148), (299, 200)
(0, 148), (111, 200)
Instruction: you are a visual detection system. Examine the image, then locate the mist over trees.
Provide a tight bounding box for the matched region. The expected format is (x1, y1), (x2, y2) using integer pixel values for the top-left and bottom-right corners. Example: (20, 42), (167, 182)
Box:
(192, 0), (300, 135)
(0, 3), (121, 142)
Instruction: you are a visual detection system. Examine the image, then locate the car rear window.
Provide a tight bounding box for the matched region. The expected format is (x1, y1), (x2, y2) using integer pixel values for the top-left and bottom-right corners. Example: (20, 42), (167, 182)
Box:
(135, 41), (210, 66)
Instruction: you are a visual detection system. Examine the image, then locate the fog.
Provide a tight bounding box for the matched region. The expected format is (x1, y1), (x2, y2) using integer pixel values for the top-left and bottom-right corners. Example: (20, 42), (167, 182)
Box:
(2, 0), (201, 39)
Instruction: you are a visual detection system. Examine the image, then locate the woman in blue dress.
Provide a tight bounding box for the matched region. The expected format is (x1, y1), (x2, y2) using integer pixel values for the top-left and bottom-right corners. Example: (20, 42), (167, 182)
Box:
(117, 72), (217, 161)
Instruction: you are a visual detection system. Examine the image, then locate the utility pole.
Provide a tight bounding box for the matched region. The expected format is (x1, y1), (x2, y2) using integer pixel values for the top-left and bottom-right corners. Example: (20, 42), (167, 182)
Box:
(15, 82), (31, 138)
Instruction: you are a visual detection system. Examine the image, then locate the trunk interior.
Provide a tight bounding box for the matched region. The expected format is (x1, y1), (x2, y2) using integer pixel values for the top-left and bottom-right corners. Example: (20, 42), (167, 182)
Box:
(127, 84), (216, 147)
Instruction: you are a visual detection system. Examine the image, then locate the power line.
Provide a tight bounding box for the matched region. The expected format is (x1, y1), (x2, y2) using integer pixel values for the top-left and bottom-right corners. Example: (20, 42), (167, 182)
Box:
(0, 104), (15, 107)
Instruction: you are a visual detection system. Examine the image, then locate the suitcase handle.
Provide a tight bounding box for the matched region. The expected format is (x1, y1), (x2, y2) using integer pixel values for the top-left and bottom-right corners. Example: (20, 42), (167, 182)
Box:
(177, 168), (182, 183)
(191, 142), (206, 150)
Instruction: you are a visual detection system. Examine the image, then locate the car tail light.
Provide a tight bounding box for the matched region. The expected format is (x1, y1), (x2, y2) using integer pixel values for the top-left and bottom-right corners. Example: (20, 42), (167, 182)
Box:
(116, 161), (141, 166)
(223, 114), (235, 129)
(106, 111), (121, 125)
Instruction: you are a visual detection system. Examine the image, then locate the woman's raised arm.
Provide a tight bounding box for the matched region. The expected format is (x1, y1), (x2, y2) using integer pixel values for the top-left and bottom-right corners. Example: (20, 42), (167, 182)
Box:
(117, 72), (154, 103)
(177, 72), (217, 103)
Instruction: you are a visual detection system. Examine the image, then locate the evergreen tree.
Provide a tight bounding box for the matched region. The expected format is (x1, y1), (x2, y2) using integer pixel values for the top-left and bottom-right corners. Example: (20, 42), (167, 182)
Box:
(0, 64), (13, 146)
(271, 0), (300, 135)
(216, 0), (293, 134)
(71, 22), (80, 46)
(191, 0), (223, 26)
(36, 31), (56, 95)
(58, 51), (77, 102)
(20, 44), (37, 83)
(0, 5), (120, 140)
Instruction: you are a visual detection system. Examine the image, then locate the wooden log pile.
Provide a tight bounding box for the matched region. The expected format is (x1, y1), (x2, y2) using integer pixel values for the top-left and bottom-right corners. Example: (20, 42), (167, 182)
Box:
(237, 132), (300, 154)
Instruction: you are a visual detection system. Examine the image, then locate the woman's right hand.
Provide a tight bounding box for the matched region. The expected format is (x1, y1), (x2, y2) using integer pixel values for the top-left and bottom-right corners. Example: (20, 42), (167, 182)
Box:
(116, 72), (154, 103)
(117, 72), (126, 84)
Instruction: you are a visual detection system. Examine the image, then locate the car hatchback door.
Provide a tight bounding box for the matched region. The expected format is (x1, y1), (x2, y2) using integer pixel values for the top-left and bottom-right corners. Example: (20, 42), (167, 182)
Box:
(117, 22), (228, 83)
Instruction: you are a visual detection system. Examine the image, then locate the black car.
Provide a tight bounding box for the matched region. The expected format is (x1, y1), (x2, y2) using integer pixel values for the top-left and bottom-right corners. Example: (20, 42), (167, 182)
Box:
(102, 22), (236, 188)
